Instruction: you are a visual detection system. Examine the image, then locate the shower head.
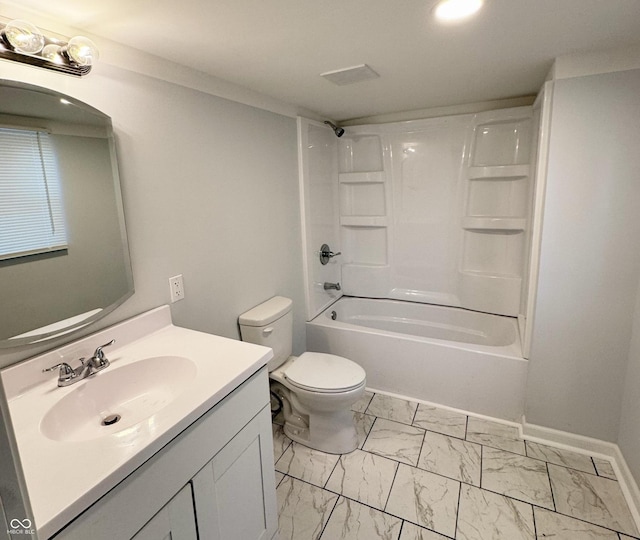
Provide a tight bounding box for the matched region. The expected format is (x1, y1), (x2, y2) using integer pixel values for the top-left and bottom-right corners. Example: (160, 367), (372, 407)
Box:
(324, 121), (345, 138)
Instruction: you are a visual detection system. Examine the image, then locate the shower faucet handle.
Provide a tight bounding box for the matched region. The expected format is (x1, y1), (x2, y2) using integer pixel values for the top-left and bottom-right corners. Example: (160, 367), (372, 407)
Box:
(319, 244), (341, 265)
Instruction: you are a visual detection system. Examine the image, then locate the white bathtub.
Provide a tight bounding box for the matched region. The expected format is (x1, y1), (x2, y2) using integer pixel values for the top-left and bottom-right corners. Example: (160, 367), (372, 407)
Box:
(306, 297), (527, 421)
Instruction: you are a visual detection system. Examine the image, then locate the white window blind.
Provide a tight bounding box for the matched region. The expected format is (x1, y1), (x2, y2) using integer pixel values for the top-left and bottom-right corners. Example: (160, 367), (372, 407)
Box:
(0, 127), (68, 260)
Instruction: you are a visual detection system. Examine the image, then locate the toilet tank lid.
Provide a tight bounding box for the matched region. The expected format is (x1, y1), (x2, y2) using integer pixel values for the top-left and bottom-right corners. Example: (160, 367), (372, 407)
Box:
(238, 296), (293, 326)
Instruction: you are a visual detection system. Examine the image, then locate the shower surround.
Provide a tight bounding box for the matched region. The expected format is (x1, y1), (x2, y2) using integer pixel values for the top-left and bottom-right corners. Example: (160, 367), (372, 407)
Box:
(337, 108), (533, 318)
(298, 108), (538, 420)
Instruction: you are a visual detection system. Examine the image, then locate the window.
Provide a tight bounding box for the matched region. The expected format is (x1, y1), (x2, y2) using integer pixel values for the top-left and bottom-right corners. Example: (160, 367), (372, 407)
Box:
(0, 127), (67, 260)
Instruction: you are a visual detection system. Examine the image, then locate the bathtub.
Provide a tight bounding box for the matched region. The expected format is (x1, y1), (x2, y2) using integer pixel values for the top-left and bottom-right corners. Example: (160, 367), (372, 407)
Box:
(306, 297), (528, 421)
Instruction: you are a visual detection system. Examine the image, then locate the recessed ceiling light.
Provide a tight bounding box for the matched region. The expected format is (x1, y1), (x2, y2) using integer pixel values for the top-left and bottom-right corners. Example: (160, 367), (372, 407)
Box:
(433, 0), (484, 23)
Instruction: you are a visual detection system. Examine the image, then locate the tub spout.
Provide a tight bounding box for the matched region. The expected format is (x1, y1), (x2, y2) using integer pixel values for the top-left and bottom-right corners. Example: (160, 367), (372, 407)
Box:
(324, 282), (341, 291)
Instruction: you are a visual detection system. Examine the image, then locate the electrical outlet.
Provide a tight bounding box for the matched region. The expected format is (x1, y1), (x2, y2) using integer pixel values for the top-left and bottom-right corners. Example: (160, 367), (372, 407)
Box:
(169, 274), (185, 303)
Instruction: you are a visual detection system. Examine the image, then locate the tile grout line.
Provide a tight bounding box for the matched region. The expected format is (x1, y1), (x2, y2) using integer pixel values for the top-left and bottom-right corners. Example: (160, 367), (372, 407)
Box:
(546, 461), (557, 513)
(323, 453), (342, 490)
(453, 481), (463, 539)
(273, 437), (292, 467)
(410, 401), (419, 425)
(532, 503), (538, 539)
(316, 493), (340, 540)
(416, 426), (427, 469)
(479, 444), (483, 488)
(361, 391), (375, 416)
(360, 415), (378, 450)
(383, 461), (401, 513)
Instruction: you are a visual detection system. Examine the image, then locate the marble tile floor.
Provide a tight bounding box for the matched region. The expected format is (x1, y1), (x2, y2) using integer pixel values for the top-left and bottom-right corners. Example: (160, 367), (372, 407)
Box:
(273, 391), (640, 540)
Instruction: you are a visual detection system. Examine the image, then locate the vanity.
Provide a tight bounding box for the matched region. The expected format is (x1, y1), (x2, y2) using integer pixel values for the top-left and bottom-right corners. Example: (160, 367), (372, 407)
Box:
(1, 306), (278, 539)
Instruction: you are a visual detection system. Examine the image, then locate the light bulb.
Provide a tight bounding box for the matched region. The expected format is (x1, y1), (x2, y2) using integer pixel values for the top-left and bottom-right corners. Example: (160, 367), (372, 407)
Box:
(42, 44), (64, 64)
(63, 36), (99, 66)
(434, 0), (484, 23)
(2, 19), (45, 54)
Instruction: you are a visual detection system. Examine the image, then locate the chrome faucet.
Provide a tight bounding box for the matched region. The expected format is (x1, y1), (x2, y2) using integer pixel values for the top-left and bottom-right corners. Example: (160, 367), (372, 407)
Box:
(324, 282), (341, 291)
(43, 339), (115, 387)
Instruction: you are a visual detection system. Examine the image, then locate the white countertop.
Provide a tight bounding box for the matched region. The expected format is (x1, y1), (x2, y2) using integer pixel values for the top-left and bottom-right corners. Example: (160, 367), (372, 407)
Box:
(1, 306), (273, 539)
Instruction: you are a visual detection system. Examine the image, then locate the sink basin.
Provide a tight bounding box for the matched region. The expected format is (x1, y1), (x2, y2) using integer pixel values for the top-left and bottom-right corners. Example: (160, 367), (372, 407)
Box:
(40, 356), (197, 442)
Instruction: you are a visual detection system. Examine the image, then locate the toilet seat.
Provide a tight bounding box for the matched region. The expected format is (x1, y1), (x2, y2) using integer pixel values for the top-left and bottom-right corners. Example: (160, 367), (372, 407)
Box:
(283, 352), (366, 394)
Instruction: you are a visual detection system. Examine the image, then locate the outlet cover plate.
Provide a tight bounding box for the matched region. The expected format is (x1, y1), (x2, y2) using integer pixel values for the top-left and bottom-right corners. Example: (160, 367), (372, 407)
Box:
(169, 274), (184, 303)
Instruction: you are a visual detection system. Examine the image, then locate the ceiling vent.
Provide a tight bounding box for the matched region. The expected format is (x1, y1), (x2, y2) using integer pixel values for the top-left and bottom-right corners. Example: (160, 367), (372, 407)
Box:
(320, 64), (379, 86)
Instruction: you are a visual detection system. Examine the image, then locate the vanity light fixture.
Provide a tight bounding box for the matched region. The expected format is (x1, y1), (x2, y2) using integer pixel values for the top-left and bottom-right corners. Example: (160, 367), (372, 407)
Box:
(0, 17), (98, 76)
(433, 0), (484, 23)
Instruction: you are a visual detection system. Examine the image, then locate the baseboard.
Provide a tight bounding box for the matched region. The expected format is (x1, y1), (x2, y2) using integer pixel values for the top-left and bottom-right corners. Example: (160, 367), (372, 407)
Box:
(521, 416), (640, 532)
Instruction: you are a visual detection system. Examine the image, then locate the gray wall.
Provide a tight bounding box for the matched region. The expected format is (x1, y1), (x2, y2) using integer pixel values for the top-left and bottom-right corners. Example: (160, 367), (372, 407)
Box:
(619, 279), (640, 481)
(526, 69), (640, 442)
(0, 63), (306, 366)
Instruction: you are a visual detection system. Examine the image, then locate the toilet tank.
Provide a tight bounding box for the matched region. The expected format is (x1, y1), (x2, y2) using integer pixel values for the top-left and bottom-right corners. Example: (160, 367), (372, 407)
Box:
(238, 296), (293, 371)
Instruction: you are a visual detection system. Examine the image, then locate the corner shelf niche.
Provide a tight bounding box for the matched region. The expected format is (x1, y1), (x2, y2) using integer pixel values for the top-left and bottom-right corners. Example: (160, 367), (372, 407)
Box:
(459, 113), (533, 316)
(338, 134), (388, 275)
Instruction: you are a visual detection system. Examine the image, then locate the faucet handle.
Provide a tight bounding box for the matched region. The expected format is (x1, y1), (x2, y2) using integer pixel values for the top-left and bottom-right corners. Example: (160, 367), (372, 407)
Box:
(43, 362), (77, 382)
(92, 339), (115, 367)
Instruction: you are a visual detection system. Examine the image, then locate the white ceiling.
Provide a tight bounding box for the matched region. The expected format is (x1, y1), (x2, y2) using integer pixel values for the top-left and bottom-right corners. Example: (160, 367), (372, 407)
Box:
(8, 0), (640, 121)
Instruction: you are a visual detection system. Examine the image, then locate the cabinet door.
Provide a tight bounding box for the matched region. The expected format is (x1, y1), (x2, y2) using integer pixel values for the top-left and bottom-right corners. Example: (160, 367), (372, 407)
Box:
(132, 484), (197, 540)
(192, 406), (277, 540)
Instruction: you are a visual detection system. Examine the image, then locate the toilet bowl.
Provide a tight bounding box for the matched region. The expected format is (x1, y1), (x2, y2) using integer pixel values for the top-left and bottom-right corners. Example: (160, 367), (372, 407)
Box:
(239, 296), (366, 454)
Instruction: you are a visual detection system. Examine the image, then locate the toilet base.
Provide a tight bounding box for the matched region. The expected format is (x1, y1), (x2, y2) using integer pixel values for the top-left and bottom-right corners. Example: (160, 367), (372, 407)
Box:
(270, 377), (362, 454)
(283, 408), (358, 454)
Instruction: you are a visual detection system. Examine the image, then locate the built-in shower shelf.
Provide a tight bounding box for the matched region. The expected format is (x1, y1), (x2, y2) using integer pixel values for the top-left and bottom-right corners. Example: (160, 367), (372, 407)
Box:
(461, 269), (522, 279)
(339, 171), (385, 184)
(462, 216), (526, 231)
(340, 216), (388, 227)
(468, 165), (530, 180)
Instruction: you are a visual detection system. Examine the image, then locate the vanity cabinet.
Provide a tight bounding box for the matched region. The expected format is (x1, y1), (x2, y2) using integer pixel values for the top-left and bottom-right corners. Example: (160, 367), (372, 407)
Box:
(53, 367), (277, 540)
(192, 410), (276, 540)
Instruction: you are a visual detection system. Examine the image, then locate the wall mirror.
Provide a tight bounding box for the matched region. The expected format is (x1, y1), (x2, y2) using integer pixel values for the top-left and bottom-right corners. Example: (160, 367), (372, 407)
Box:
(0, 80), (133, 348)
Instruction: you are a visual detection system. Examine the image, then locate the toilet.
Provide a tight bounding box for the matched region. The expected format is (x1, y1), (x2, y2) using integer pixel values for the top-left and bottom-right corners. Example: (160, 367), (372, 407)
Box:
(239, 296), (366, 454)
